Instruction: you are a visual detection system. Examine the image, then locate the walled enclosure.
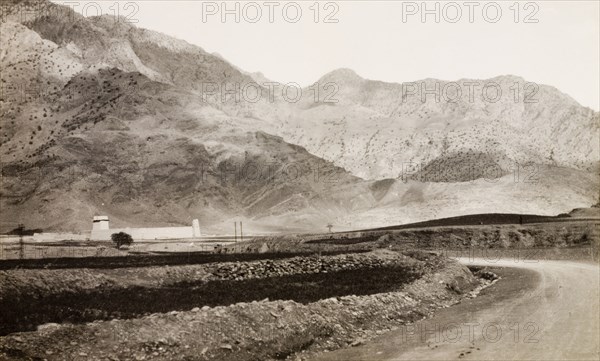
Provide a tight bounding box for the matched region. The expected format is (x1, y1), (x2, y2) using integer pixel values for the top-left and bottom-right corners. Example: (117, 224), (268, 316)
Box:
(90, 216), (202, 241)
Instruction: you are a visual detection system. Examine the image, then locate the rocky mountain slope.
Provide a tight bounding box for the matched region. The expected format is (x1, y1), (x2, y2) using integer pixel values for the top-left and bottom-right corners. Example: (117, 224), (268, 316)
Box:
(0, 0), (598, 233)
(268, 69), (599, 180)
(0, 65), (367, 232)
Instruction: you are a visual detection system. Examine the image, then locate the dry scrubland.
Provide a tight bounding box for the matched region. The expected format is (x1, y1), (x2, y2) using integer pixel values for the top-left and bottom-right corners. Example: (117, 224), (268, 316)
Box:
(238, 220), (599, 260)
(0, 240), (234, 261)
(0, 250), (487, 360)
(0, 217), (597, 360)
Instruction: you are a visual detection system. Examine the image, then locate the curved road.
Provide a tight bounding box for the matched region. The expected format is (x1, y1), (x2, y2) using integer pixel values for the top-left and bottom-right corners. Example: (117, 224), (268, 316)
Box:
(313, 258), (599, 360)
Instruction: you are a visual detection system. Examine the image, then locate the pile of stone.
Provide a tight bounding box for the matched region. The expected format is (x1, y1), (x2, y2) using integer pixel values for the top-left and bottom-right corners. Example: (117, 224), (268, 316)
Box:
(0, 252), (481, 361)
(207, 251), (419, 281)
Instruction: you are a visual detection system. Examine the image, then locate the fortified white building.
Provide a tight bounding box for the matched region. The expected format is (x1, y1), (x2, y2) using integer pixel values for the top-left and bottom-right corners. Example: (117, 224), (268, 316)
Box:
(91, 216), (201, 240)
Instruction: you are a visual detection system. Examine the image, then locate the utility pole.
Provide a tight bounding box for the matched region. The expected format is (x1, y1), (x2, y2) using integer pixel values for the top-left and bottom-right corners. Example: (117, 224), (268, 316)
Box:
(234, 222), (237, 243)
(18, 223), (24, 260)
(240, 221), (243, 242)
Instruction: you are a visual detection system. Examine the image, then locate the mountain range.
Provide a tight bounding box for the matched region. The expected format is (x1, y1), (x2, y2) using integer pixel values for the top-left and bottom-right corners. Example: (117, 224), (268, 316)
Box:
(1, 0), (598, 234)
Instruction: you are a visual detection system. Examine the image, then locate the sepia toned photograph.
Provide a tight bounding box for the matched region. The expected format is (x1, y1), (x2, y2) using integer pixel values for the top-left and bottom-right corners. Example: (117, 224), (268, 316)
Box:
(0, 1), (598, 360)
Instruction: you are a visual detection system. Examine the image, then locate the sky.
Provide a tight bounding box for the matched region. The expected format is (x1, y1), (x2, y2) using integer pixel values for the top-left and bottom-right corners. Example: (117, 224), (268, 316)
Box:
(54, 1), (600, 110)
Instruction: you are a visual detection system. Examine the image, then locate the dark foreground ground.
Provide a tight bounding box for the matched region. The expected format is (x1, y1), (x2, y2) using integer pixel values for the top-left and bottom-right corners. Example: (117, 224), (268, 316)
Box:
(0, 250), (484, 360)
(0, 255), (419, 335)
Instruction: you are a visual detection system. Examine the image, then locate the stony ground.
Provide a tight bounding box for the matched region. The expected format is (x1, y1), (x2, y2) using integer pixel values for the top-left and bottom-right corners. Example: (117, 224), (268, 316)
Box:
(0, 250), (485, 360)
(0, 251), (410, 301)
(234, 220), (599, 255)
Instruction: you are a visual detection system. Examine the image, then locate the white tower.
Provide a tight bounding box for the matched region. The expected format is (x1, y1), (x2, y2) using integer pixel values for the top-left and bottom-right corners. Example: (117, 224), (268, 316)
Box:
(192, 219), (201, 237)
(92, 216), (110, 231)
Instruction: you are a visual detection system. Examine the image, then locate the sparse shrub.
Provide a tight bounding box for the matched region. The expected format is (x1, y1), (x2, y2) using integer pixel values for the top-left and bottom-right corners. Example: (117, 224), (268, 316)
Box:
(578, 232), (590, 245)
(111, 232), (133, 249)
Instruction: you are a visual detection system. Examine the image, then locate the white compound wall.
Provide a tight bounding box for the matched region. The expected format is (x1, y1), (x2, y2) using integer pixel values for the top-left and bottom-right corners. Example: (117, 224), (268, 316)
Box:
(90, 217), (201, 241)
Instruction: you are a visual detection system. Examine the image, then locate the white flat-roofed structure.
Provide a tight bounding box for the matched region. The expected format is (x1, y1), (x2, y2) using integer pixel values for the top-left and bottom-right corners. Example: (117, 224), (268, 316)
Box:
(90, 216), (202, 241)
(92, 216), (110, 231)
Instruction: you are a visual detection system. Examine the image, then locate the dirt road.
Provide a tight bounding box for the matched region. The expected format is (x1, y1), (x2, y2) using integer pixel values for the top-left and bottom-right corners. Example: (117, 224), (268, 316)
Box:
(312, 258), (599, 360)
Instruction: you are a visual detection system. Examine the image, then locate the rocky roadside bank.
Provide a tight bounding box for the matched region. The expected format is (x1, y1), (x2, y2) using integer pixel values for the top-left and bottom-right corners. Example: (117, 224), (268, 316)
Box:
(0, 251), (483, 361)
(0, 250), (425, 302)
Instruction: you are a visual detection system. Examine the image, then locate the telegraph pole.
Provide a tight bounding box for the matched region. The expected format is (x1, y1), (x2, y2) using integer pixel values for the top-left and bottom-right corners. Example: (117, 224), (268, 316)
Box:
(234, 222), (237, 243)
(18, 223), (24, 260)
(240, 221), (243, 242)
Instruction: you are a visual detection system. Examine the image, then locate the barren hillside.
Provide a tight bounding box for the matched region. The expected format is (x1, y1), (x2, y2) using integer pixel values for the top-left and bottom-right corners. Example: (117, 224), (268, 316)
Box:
(1, 0), (598, 233)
